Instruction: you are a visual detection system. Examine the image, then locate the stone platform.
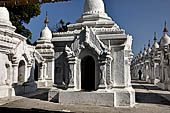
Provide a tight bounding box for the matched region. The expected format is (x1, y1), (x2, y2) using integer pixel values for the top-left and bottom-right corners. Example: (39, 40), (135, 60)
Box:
(48, 87), (135, 107)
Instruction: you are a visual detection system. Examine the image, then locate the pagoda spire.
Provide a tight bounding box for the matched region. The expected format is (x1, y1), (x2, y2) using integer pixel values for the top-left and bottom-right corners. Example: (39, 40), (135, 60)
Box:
(153, 32), (157, 42)
(44, 11), (49, 27)
(163, 21), (168, 33)
(144, 44), (146, 51)
(148, 40), (151, 48)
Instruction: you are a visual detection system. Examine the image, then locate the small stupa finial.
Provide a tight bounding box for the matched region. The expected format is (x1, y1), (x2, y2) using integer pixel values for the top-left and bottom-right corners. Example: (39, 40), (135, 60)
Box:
(163, 21), (168, 33)
(44, 11), (49, 26)
(144, 44), (146, 51)
(148, 40), (151, 47)
(154, 32), (157, 41)
(140, 48), (142, 53)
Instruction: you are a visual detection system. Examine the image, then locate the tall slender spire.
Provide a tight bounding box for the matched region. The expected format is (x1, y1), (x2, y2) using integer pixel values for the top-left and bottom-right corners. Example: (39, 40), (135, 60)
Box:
(44, 11), (49, 27)
(144, 44), (146, 51)
(152, 32), (159, 49)
(148, 40), (151, 47)
(143, 44), (147, 56)
(163, 21), (168, 33)
(153, 32), (157, 42)
(147, 40), (152, 53)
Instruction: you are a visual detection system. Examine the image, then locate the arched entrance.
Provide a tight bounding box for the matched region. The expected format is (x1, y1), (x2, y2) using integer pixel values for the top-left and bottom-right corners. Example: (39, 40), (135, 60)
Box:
(18, 60), (25, 85)
(81, 56), (95, 91)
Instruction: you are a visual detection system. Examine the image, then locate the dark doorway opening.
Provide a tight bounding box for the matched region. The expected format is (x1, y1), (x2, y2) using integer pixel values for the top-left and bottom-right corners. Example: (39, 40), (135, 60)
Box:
(138, 70), (142, 80)
(34, 61), (39, 81)
(81, 56), (95, 91)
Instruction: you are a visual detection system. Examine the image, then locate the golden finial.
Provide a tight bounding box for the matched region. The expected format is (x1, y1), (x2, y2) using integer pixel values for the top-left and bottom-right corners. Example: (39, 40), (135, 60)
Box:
(44, 11), (49, 25)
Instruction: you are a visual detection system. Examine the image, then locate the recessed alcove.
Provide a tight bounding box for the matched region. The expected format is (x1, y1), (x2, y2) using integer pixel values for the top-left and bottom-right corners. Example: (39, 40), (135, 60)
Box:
(81, 56), (95, 91)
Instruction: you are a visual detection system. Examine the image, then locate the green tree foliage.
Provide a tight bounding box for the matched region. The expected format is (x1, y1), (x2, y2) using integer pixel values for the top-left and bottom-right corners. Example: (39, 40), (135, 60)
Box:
(7, 4), (41, 39)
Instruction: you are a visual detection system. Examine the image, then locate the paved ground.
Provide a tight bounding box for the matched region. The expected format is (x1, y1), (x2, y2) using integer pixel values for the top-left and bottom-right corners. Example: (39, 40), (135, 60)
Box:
(0, 80), (170, 113)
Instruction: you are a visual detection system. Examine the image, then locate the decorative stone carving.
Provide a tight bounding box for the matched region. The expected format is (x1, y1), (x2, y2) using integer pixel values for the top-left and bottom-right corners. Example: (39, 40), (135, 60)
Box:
(105, 55), (113, 89)
(65, 45), (75, 58)
(68, 57), (77, 88)
(99, 48), (113, 89)
(99, 60), (107, 88)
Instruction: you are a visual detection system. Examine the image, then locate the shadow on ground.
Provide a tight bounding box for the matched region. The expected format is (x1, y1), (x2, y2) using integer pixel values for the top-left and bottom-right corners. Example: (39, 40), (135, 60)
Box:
(0, 107), (74, 113)
(22, 88), (50, 101)
(132, 80), (170, 106)
(29, 92), (49, 101)
(135, 92), (170, 105)
(132, 84), (162, 91)
(132, 80), (151, 84)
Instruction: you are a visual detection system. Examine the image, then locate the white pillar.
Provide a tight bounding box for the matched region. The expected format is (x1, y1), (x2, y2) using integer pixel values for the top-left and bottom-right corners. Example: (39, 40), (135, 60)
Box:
(39, 64), (44, 80)
(75, 59), (81, 90)
(12, 63), (18, 84)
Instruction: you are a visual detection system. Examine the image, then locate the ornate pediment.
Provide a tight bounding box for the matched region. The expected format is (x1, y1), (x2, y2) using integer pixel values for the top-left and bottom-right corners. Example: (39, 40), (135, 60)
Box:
(65, 26), (110, 59)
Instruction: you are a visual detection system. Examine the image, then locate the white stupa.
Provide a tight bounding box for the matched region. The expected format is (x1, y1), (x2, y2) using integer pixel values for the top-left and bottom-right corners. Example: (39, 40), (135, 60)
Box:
(40, 16), (52, 41)
(36, 13), (54, 58)
(68, 0), (119, 30)
(152, 32), (159, 50)
(160, 22), (170, 47)
(84, 0), (105, 14)
(0, 7), (16, 32)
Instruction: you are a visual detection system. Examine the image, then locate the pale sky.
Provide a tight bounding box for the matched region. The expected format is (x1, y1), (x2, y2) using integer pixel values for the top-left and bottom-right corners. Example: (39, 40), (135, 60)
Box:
(23, 0), (170, 56)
